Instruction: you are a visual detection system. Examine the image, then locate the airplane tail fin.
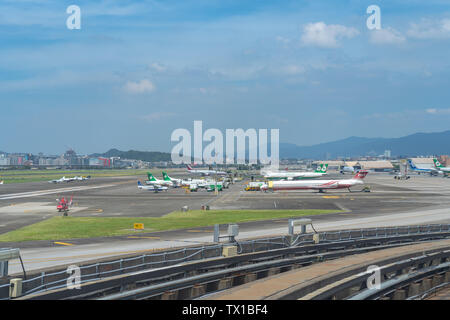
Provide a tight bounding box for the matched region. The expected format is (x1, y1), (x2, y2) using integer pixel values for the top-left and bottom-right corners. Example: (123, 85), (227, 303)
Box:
(138, 181), (142, 186)
(186, 165), (192, 171)
(353, 170), (368, 180)
(147, 173), (157, 181)
(69, 195), (73, 207)
(408, 160), (417, 170)
(315, 164), (328, 173)
(433, 158), (443, 168)
(162, 172), (171, 181)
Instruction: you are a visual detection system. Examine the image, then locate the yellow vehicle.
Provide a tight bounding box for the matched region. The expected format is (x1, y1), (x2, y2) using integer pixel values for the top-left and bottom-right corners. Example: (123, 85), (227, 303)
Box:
(245, 181), (265, 191)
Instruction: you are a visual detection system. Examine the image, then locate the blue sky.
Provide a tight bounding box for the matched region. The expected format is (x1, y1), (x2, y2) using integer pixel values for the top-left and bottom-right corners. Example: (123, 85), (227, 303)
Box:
(2, 0), (450, 154)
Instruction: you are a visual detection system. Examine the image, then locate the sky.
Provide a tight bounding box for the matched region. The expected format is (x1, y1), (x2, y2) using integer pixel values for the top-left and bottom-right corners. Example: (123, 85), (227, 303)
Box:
(1, 0), (450, 154)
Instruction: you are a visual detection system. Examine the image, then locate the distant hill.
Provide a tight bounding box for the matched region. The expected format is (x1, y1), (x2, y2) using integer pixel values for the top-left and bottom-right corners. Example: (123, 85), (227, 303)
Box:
(92, 149), (172, 162)
(280, 130), (450, 159)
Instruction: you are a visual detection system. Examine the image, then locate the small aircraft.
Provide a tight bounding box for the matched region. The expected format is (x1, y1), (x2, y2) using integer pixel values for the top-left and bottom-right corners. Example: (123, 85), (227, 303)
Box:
(49, 176), (74, 183)
(56, 195), (73, 213)
(74, 175), (91, 181)
(138, 181), (168, 192)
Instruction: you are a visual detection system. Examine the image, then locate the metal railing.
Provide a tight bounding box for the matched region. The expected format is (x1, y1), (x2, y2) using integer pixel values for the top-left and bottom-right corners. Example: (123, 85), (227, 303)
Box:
(2, 223), (450, 299)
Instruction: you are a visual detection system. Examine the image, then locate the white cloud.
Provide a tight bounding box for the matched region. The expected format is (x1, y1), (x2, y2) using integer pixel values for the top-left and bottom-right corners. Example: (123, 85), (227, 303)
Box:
(301, 22), (359, 48)
(369, 27), (406, 45)
(426, 108), (450, 115)
(149, 63), (166, 72)
(124, 79), (155, 94)
(279, 65), (305, 75)
(407, 18), (450, 39)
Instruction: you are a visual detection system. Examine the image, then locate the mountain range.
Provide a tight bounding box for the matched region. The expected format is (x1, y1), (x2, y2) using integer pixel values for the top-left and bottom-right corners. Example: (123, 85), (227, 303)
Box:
(280, 130), (450, 159)
(90, 149), (171, 162)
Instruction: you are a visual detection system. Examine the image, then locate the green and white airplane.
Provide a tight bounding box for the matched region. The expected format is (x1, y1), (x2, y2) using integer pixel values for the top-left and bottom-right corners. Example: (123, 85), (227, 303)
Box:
(433, 159), (450, 175)
(145, 172), (173, 187)
(263, 164), (329, 180)
(162, 172), (183, 185)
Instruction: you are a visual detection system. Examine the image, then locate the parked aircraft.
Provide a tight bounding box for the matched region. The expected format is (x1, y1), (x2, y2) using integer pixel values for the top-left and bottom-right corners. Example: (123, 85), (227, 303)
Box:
(263, 164), (329, 180)
(138, 181), (168, 192)
(74, 176), (91, 181)
(162, 172), (182, 186)
(186, 165), (227, 176)
(261, 171), (369, 193)
(145, 173), (173, 187)
(433, 159), (450, 175)
(340, 166), (358, 174)
(49, 176), (74, 183)
(407, 160), (438, 175)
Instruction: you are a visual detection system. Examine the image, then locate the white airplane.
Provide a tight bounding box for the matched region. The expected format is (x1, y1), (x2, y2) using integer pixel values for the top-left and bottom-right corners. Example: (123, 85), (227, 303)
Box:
(263, 164), (328, 180)
(145, 173), (173, 187)
(0, 181), (3, 185)
(261, 171), (369, 193)
(186, 164), (227, 176)
(394, 162), (410, 180)
(407, 160), (439, 175)
(137, 181), (168, 192)
(340, 166), (358, 174)
(49, 176), (74, 183)
(162, 172), (182, 186)
(74, 175), (91, 181)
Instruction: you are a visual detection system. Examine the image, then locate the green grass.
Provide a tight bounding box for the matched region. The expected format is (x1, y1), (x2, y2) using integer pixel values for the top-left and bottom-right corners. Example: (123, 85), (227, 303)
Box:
(0, 209), (342, 242)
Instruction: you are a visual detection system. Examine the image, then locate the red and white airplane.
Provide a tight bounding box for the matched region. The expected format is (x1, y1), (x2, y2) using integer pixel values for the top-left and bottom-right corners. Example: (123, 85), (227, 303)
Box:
(261, 170), (369, 193)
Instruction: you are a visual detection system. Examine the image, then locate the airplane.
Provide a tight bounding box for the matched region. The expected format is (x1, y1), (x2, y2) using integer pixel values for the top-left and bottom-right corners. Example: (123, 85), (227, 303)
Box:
(137, 181), (168, 192)
(407, 160), (439, 175)
(263, 164), (329, 180)
(260, 170), (369, 193)
(0, 180), (3, 185)
(186, 164), (227, 176)
(145, 173), (173, 187)
(49, 176), (74, 183)
(394, 162), (410, 180)
(340, 166), (358, 174)
(433, 159), (450, 175)
(162, 172), (182, 186)
(56, 195), (73, 213)
(74, 175), (91, 181)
